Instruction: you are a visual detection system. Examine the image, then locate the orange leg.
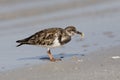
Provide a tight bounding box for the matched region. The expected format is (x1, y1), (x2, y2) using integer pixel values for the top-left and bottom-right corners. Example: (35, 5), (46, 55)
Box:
(47, 49), (61, 62)
(47, 49), (55, 62)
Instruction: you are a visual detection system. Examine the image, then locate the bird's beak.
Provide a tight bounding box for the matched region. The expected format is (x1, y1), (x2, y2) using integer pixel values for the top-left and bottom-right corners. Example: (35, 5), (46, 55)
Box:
(76, 31), (84, 38)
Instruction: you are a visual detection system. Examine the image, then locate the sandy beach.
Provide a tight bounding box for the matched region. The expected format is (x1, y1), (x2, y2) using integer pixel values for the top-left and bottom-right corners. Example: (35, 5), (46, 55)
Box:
(0, 46), (120, 80)
(0, 0), (120, 80)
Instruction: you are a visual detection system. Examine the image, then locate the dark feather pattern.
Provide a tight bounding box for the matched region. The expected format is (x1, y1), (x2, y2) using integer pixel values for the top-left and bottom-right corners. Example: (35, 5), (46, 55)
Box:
(16, 26), (84, 48)
(16, 28), (71, 47)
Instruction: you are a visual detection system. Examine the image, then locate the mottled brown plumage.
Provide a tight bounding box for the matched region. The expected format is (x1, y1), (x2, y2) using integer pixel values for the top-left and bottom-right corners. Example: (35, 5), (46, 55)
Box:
(16, 26), (84, 62)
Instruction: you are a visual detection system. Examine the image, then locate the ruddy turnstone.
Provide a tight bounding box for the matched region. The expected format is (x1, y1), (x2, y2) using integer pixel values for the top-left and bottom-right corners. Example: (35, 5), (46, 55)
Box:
(16, 26), (84, 62)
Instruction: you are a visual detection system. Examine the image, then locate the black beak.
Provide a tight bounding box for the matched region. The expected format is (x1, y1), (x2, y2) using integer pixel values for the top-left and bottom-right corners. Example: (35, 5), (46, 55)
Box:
(76, 31), (84, 38)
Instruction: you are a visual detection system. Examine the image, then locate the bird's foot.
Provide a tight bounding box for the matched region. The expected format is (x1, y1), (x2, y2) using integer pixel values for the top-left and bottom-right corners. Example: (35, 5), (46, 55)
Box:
(50, 58), (61, 62)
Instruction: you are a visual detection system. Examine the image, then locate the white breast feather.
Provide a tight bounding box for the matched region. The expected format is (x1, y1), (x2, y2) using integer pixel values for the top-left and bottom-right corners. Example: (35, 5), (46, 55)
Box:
(52, 37), (61, 47)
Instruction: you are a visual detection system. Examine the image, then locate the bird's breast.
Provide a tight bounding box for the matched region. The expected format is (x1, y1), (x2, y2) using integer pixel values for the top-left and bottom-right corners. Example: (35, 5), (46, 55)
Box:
(60, 36), (71, 45)
(44, 37), (61, 48)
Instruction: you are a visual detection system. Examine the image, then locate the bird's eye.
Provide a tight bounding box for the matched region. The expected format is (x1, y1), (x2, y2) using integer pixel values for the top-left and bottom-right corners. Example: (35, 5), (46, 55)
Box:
(72, 29), (75, 31)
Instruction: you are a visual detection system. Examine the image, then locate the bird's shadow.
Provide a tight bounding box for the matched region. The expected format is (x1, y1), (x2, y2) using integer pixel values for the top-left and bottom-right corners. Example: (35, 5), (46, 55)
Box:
(17, 53), (85, 61)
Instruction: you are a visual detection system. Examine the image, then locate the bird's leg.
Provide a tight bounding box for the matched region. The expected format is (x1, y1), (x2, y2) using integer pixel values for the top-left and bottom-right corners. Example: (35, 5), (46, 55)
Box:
(47, 49), (55, 62)
(47, 48), (61, 62)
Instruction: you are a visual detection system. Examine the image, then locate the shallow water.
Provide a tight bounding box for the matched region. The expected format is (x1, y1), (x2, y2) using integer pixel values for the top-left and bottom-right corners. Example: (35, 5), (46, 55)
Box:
(0, 0), (120, 71)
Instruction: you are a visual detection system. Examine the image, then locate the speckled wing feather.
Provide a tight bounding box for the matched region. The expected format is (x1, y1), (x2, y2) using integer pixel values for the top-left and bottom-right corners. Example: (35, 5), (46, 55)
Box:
(16, 28), (63, 47)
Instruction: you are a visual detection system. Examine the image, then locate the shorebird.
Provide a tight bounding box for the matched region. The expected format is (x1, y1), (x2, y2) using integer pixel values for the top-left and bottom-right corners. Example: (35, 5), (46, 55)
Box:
(16, 26), (84, 62)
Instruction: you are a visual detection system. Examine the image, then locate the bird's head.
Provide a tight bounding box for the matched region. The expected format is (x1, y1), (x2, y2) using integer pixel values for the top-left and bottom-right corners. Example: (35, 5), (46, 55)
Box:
(65, 26), (84, 38)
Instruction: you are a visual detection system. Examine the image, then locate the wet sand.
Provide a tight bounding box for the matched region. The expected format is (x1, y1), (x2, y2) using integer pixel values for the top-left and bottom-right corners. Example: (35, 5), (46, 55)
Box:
(0, 0), (120, 79)
(0, 46), (120, 80)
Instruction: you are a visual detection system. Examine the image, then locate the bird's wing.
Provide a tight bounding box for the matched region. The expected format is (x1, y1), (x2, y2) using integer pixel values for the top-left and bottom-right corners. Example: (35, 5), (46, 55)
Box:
(25, 28), (62, 45)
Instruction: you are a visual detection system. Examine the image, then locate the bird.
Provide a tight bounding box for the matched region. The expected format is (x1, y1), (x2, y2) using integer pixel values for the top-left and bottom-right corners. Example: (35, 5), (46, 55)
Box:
(16, 26), (84, 62)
